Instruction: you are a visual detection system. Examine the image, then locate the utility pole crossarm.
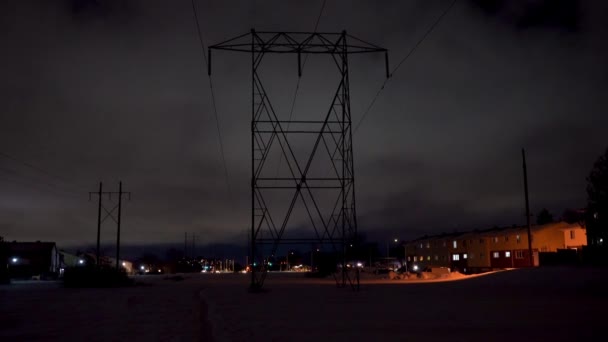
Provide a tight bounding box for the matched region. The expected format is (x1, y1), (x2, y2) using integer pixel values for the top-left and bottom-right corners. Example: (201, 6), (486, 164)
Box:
(208, 30), (389, 77)
(209, 31), (387, 54)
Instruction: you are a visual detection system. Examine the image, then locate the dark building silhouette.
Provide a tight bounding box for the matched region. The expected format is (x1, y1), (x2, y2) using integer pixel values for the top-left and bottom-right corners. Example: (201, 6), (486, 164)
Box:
(7, 241), (60, 279)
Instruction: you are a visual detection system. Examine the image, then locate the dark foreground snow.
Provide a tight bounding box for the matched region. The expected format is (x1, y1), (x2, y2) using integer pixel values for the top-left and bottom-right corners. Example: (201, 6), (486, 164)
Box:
(1, 267), (607, 341)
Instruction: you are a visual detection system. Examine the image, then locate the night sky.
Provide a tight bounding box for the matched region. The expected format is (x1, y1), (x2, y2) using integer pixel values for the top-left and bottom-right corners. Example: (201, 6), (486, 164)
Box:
(1, 0), (607, 250)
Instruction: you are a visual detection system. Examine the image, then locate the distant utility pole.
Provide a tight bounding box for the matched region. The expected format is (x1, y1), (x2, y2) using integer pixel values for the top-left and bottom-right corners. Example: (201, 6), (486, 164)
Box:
(89, 181), (131, 269)
(522, 149), (534, 267)
(184, 232), (188, 259)
(192, 233), (196, 258)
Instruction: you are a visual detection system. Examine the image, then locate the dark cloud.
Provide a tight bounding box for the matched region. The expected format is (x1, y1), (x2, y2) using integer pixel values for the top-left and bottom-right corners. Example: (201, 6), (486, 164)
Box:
(470, 0), (581, 32)
(0, 0), (606, 250)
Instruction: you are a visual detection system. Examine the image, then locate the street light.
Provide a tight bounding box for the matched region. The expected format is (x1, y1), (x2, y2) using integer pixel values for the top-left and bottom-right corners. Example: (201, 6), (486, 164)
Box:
(287, 251), (294, 272)
(387, 238), (398, 257)
(11, 257), (18, 264)
(386, 238), (399, 270)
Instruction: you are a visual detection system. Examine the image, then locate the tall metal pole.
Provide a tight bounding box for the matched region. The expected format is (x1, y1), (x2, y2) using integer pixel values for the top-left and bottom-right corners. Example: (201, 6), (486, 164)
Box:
(96, 182), (103, 267)
(250, 28), (256, 290)
(522, 149), (533, 267)
(184, 232), (188, 259)
(341, 30), (348, 288)
(115, 181), (123, 269)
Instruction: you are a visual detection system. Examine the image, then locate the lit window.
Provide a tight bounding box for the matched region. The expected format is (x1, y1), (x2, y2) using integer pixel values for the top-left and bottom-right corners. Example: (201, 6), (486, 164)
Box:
(426, 242), (430, 248)
(407, 256), (411, 261)
(492, 252), (499, 258)
(493, 237), (498, 243)
(434, 255), (438, 261)
(419, 243), (423, 249)
(452, 254), (460, 261)
(419, 256), (424, 261)
(453, 240), (457, 249)
(427, 256), (430, 261)
(463, 253), (468, 259)
(516, 235), (521, 243)
(570, 230), (575, 239)
(505, 251), (511, 258)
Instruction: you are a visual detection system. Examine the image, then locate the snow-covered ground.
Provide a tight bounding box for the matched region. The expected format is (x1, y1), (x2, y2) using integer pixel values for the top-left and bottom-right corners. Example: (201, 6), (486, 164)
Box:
(1, 267), (607, 341)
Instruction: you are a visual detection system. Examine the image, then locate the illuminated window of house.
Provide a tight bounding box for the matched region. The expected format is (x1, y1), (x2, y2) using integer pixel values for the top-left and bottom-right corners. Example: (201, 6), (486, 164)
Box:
(407, 256), (411, 261)
(453, 240), (457, 249)
(419, 243), (423, 249)
(452, 254), (460, 261)
(426, 242), (430, 248)
(427, 256), (430, 261)
(505, 251), (511, 258)
(492, 252), (499, 258)
(434, 255), (438, 261)
(515, 251), (524, 259)
(516, 235), (521, 243)
(419, 256), (424, 261)
(463, 253), (468, 259)
(493, 237), (498, 243)
(570, 230), (575, 239)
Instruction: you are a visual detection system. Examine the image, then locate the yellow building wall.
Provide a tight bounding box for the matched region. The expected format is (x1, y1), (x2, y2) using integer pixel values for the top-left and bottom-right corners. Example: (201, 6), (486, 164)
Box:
(466, 236), (491, 268)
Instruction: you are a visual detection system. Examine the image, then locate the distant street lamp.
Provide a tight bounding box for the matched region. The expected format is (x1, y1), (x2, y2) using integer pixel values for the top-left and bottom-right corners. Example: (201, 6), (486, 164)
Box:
(11, 257), (18, 264)
(387, 238), (398, 258)
(287, 251), (294, 271)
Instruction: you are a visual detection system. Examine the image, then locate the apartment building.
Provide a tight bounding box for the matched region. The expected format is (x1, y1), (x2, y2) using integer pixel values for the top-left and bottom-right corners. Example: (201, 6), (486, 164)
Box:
(404, 221), (586, 273)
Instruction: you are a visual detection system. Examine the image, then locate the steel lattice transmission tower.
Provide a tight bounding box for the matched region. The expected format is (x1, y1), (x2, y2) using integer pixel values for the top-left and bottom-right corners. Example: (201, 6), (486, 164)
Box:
(209, 29), (387, 291)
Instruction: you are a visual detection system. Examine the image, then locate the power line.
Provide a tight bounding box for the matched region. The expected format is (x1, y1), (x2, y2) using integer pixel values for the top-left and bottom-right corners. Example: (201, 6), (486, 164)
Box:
(274, 0), (327, 181)
(353, 0), (458, 133)
(287, 0), (326, 120)
(0, 151), (86, 193)
(191, 0), (234, 206)
(0, 169), (80, 200)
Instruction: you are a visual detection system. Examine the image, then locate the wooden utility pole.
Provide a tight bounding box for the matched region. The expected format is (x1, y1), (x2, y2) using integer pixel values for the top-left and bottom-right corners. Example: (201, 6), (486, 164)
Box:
(522, 149), (534, 267)
(184, 232), (188, 259)
(115, 181), (123, 270)
(95, 182), (103, 266)
(89, 181), (130, 269)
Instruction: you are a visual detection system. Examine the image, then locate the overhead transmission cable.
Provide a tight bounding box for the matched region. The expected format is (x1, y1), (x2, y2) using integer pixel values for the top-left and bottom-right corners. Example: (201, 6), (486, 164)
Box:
(191, 0), (235, 206)
(353, 0), (458, 133)
(274, 0), (327, 180)
(0, 151), (86, 195)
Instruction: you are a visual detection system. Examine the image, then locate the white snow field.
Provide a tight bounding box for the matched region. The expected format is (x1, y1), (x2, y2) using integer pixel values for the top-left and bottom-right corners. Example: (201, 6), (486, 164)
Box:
(1, 267), (607, 341)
